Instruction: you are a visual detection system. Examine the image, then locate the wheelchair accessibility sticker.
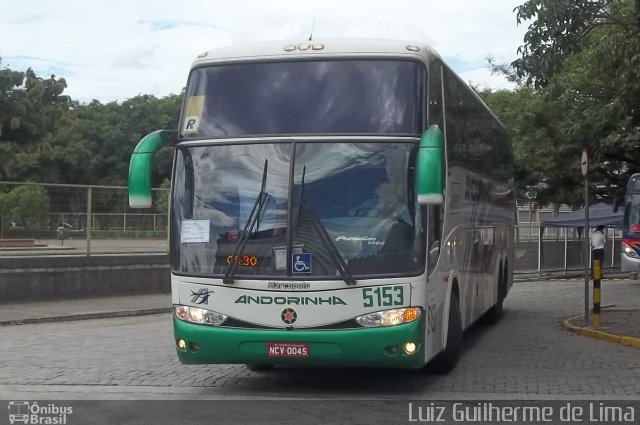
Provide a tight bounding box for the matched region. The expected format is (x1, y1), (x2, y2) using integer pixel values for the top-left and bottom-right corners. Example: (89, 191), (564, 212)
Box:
(292, 253), (312, 274)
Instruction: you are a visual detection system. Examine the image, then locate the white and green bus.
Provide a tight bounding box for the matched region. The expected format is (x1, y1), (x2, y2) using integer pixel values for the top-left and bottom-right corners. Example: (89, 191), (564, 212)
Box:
(129, 39), (514, 372)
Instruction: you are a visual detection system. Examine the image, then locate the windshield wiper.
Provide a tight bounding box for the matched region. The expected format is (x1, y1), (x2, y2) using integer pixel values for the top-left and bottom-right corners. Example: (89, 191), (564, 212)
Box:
(223, 159), (269, 284)
(296, 167), (356, 285)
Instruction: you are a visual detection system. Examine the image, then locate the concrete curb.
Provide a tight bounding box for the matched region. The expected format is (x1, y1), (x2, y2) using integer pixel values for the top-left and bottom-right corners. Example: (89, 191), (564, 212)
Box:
(0, 307), (172, 327)
(562, 320), (640, 348)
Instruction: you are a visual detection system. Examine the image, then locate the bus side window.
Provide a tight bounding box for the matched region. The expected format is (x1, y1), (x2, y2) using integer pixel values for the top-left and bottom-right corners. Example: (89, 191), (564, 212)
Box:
(427, 61), (445, 270)
(428, 60), (444, 129)
(426, 204), (443, 270)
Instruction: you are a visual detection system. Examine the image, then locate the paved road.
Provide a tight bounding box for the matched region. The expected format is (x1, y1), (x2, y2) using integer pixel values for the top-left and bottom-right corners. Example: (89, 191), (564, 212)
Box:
(2, 279), (639, 403)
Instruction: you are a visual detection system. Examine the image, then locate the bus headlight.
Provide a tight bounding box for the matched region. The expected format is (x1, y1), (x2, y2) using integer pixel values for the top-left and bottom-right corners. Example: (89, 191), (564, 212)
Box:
(355, 307), (422, 327)
(622, 242), (639, 259)
(174, 305), (227, 326)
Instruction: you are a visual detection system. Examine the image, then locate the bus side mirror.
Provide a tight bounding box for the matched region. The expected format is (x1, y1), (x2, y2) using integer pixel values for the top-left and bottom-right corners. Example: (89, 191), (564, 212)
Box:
(129, 130), (175, 208)
(417, 125), (445, 205)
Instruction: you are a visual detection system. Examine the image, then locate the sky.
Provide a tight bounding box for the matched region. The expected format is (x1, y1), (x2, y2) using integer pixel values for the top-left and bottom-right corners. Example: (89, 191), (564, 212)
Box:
(0, 0), (529, 103)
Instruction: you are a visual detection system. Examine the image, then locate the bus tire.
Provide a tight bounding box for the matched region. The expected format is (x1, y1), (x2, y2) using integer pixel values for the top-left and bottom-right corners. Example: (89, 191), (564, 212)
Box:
(483, 265), (504, 325)
(246, 364), (274, 372)
(483, 296), (503, 325)
(428, 292), (462, 374)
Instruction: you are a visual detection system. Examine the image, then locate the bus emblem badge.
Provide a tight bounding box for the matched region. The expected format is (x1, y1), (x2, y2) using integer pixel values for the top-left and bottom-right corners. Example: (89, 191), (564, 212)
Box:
(190, 288), (214, 305)
(281, 308), (297, 324)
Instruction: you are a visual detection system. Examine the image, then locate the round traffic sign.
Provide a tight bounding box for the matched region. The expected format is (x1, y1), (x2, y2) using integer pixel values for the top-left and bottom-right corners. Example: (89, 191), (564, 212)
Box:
(581, 149), (589, 178)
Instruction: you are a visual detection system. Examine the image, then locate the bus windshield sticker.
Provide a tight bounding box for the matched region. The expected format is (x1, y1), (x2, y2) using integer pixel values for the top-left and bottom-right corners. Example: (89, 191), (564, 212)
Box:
(182, 95), (205, 134)
(292, 253), (312, 274)
(181, 220), (210, 243)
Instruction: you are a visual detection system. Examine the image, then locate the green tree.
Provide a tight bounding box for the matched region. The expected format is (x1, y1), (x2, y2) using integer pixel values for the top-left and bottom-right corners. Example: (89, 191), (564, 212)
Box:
(7, 93), (181, 186)
(0, 59), (25, 134)
(156, 178), (171, 215)
(64, 94), (180, 186)
(505, 0), (640, 203)
(0, 59), (71, 180)
(0, 185), (50, 230)
(512, 0), (640, 88)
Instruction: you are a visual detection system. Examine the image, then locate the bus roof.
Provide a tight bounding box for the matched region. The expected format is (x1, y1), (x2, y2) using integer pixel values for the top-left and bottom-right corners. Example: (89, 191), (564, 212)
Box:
(191, 38), (442, 67)
(627, 174), (640, 192)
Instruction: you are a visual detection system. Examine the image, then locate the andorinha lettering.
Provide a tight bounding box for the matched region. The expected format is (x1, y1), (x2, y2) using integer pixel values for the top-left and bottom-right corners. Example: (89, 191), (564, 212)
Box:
(234, 295), (347, 305)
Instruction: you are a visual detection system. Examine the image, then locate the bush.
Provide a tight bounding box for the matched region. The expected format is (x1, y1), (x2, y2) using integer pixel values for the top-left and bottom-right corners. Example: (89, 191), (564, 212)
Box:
(0, 185), (50, 230)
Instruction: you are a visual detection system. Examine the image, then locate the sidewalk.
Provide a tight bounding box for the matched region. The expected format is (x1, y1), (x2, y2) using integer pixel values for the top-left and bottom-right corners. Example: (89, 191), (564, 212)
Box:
(563, 309), (640, 348)
(556, 274), (640, 348)
(0, 293), (171, 326)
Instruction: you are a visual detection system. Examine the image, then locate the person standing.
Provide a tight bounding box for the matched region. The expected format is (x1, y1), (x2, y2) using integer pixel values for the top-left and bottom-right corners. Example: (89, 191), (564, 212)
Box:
(590, 225), (606, 268)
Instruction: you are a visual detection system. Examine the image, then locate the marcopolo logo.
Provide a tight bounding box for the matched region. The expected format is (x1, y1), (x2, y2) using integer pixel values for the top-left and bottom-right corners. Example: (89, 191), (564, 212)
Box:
(7, 401), (73, 424)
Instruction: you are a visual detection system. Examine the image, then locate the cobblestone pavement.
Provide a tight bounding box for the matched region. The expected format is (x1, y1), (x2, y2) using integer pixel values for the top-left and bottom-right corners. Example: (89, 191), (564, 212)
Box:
(1, 280), (639, 400)
(560, 277), (640, 339)
(585, 309), (640, 339)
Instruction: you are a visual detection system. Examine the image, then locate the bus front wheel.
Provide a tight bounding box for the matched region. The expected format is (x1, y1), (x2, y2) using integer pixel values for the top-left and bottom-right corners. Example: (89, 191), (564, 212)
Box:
(427, 292), (462, 374)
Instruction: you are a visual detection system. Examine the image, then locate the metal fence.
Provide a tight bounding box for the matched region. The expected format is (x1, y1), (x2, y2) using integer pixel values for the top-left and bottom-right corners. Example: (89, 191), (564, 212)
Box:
(0, 181), (169, 256)
(514, 224), (621, 276)
(0, 181), (625, 271)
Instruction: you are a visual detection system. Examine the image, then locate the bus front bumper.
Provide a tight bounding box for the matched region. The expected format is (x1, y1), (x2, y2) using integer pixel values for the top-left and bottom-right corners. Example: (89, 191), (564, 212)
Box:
(174, 316), (426, 369)
(621, 253), (640, 273)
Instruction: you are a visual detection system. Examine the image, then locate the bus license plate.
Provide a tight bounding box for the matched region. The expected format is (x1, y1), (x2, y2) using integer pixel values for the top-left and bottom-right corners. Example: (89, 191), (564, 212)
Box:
(267, 342), (310, 358)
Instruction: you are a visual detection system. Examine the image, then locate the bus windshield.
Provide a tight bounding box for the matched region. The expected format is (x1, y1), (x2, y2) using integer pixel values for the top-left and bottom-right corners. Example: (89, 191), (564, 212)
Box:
(171, 141), (425, 279)
(180, 60), (425, 138)
(626, 193), (640, 233)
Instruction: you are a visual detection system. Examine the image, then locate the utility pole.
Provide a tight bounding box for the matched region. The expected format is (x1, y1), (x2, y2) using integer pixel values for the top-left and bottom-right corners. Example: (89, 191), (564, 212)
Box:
(581, 149), (589, 324)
